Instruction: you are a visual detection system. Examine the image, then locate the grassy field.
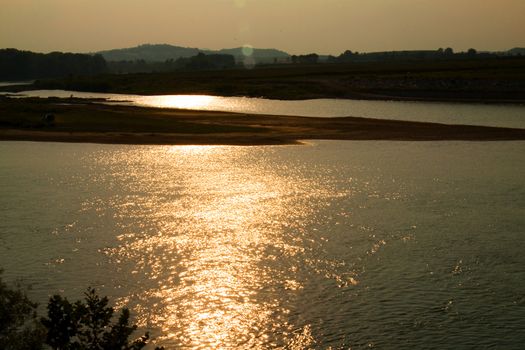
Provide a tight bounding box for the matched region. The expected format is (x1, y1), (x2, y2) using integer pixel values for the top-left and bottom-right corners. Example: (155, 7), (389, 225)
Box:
(1, 96), (525, 145)
(4, 57), (525, 102)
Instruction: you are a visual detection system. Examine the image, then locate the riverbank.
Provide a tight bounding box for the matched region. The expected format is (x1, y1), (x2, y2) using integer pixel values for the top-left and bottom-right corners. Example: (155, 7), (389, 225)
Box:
(3, 57), (525, 104)
(1, 96), (525, 145)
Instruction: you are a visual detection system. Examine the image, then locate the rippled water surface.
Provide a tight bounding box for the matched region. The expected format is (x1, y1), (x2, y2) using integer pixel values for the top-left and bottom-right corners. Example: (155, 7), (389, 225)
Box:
(11, 89), (525, 129)
(1, 140), (525, 349)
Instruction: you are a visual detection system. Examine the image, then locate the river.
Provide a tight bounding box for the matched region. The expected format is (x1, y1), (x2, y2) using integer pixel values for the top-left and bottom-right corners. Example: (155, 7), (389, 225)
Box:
(1, 140), (524, 349)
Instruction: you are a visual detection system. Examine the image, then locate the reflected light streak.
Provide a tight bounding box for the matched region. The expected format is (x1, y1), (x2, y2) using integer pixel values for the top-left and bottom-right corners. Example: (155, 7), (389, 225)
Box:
(143, 95), (216, 110)
(168, 145), (223, 156)
(102, 145), (321, 348)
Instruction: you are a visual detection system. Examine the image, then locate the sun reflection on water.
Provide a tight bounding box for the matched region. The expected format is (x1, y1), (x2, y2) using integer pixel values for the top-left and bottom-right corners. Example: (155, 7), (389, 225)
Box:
(99, 145), (337, 348)
(168, 145), (223, 155)
(141, 95), (216, 110)
(3, 141), (524, 349)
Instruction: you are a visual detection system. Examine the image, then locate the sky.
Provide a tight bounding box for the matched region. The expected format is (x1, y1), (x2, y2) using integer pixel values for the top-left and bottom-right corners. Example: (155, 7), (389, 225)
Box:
(1, 0), (524, 55)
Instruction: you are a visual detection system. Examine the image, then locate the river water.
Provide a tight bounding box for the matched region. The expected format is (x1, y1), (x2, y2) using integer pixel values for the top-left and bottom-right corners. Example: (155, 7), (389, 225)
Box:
(1, 140), (524, 349)
(8, 89), (525, 129)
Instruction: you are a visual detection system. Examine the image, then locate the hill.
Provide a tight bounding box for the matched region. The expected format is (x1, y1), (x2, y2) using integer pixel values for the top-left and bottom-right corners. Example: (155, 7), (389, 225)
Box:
(96, 44), (290, 64)
(96, 44), (200, 62)
(508, 48), (525, 56)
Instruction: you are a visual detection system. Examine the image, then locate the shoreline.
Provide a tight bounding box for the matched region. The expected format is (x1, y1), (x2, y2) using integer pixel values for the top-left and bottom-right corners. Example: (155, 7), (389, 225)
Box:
(0, 129), (301, 146)
(2, 97), (525, 145)
(3, 85), (525, 106)
(2, 130), (525, 146)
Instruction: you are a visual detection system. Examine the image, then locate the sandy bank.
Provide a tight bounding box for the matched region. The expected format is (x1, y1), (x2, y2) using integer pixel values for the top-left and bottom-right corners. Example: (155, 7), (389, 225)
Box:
(1, 97), (525, 145)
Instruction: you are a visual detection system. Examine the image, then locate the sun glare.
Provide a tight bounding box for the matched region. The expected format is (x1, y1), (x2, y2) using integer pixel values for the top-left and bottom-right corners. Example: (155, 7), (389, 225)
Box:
(146, 95), (216, 110)
(168, 145), (224, 155)
(105, 145), (305, 348)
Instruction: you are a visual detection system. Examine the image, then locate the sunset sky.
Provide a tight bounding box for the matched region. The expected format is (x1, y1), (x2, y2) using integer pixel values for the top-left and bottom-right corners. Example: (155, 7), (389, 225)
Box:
(1, 0), (524, 54)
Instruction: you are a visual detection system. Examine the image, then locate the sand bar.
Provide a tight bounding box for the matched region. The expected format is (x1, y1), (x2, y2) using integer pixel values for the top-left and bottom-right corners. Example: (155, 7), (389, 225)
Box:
(1, 97), (525, 145)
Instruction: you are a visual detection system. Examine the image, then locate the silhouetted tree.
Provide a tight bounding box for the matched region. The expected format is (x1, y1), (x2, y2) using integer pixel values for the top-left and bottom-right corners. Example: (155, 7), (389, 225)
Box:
(0, 49), (108, 80)
(0, 270), (165, 350)
(186, 53), (235, 70)
(0, 271), (45, 350)
(42, 288), (154, 350)
(336, 50), (357, 62)
(291, 53), (319, 64)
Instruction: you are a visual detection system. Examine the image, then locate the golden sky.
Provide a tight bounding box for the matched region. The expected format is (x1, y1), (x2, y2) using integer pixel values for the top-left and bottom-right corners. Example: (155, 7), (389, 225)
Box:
(1, 0), (523, 54)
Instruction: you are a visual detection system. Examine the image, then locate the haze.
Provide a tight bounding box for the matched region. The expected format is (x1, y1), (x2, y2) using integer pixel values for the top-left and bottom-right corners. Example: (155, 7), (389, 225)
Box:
(1, 0), (524, 54)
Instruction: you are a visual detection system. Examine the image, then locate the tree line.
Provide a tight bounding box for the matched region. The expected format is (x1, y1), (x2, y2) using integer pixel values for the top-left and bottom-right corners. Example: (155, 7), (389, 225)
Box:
(326, 47), (495, 63)
(0, 49), (107, 80)
(0, 49), (237, 78)
(1, 46), (517, 80)
(108, 52), (235, 74)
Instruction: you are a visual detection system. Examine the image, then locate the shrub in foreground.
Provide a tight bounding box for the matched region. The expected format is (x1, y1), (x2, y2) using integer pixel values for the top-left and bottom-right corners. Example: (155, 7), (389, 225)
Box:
(0, 271), (162, 350)
(0, 271), (45, 350)
(42, 288), (153, 350)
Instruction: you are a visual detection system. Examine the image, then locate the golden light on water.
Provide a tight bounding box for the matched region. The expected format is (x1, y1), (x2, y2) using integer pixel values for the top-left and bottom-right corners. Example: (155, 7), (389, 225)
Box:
(144, 95), (216, 110)
(99, 145), (338, 348)
(3, 141), (524, 349)
(168, 145), (223, 155)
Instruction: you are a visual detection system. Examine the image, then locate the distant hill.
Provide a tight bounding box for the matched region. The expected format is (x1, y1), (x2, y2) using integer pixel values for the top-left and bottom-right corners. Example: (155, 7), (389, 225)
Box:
(96, 44), (290, 64)
(96, 44), (200, 62)
(508, 48), (525, 55)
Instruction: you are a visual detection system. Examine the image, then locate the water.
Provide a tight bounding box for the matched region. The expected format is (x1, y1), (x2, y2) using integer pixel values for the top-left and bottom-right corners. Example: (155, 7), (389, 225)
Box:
(0, 81), (33, 87)
(9, 89), (525, 129)
(1, 140), (524, 349)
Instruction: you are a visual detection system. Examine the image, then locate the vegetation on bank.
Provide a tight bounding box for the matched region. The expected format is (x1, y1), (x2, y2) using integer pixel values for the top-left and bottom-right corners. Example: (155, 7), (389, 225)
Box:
(0, 271), (162, 350)
(0, 49), (107, 81)
(4, 56), (524, 103)
(1, 45), (524, 103)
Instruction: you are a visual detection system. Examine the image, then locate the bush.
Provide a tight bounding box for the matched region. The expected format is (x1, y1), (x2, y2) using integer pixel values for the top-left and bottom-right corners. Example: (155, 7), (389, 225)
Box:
(1, 271), (162, 350)
(42, 288), (158, 350)
(0, 271), (46, 350)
